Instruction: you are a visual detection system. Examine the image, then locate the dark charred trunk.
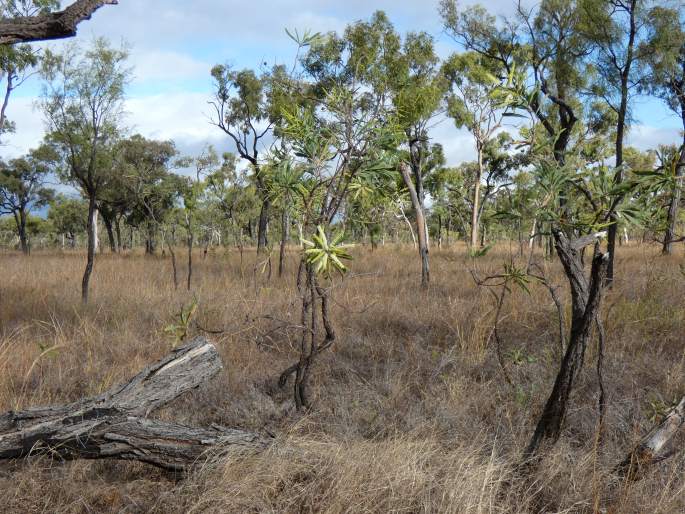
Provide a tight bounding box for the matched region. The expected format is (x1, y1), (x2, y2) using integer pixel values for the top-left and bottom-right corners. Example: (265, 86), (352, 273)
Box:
(524, 230), (609, 460)
(102, 214), (117, 253)
(278, 209), (289, 277)
(81, 194), (97, 304)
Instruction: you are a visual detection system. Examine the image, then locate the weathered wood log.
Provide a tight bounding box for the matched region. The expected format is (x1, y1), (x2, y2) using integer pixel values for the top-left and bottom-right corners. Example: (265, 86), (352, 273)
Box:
(617, 396), (685, 481)
(0, 337), (270, 471)
(0, 0), (117, 45)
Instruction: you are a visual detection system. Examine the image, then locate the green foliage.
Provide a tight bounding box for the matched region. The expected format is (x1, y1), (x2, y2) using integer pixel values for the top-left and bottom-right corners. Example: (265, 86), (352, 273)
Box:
(48, 195), (88, 236)
(164, 298), (198, 347)
(302, 226), (353, 278)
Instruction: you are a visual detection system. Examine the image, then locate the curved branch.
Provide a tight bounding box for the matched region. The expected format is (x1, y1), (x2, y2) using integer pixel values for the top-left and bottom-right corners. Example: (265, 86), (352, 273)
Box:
(0, 0), (117, 45)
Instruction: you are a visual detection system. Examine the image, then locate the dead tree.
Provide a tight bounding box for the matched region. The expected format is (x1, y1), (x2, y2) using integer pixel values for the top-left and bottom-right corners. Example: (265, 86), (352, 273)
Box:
(0, 1), (116, 45)
(524, 230), (610, 460)
(616, 396), (685, 481)
(0, 337), (269, 471)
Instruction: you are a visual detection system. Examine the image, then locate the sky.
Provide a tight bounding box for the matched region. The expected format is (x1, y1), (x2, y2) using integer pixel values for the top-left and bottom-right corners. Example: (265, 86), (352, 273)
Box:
(1, 0), (682, 168)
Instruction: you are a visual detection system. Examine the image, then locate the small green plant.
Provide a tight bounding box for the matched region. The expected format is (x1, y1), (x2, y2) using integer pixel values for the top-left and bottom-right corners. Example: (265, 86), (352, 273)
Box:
(508, 348), (536, 365)
(468, 244), (492, 258)
(302, 225), (353, 278)
(164, 297), (198, 347)
(646, 397), (670, 424)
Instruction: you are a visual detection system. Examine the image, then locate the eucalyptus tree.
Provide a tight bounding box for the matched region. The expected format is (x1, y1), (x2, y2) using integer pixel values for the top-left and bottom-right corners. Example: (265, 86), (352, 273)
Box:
(210, 64), (287, 252)
(205, 152), (260, 259)
(265, 159), (305, 276)
(48, 194), (87, 248)
(177, 146), (218, 290)
(112, 134), (179, 254)
(389, 27), (445, 286)
(443, 51), (509, 248)
(0, 145), (55, 253)
(40, 37), (130, 303)
(642, 5), (685, 254)
(579, 0), (657, 281)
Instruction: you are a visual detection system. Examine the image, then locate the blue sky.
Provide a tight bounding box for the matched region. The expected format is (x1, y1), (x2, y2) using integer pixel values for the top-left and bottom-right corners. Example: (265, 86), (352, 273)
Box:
(2, 0), (681, 166)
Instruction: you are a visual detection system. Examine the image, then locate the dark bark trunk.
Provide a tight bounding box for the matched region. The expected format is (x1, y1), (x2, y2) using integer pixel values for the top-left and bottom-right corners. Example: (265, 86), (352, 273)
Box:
(606, 3), (636, 285)
(187, 230), (194, 291)
(0, 337), (269, 471)
(102, 214), (117, 253)
(81, 194), (97, 304)
(115, 217), (122, 252)
(278, 209), (289, 277)
(16, 209), (28, 255)
(257, 197), (270, 252)
(524, 230), (609, 460)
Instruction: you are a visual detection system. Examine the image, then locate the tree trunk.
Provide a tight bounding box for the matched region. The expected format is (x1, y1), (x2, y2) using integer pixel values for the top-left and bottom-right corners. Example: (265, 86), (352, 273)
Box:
(606, 5), (636, 285)
(524, 230), (609, 460)
(81, 195), (97, 304)
(92, 205), (99, 253)
(115, 216), (122, 252)
(0, 337), (269, 471)
(470, 146), (483, 248)
(663, 143), (685, 255)
(400, 162), (429, 288)
(279, 209), (289, 277)
(187, 229), (194, 291)
(16, 209), (28, 255)
(102, 214), (117, 253)
(256, 172), (270, 252)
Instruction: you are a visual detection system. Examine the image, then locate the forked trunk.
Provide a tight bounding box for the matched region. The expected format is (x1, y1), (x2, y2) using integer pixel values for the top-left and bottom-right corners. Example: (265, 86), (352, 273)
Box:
(524, 230), (609, 460)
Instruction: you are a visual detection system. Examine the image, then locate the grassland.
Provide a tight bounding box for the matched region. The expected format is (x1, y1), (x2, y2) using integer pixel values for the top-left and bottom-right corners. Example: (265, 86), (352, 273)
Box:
(0, 243), (683, 513)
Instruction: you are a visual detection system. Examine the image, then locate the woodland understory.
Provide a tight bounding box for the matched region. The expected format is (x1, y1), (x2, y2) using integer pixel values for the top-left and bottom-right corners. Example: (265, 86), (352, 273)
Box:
(0, 244), (683, 513)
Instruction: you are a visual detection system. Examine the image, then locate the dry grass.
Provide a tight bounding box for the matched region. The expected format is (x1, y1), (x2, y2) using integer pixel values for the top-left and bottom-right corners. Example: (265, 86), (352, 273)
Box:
(0, 242), (683, 513)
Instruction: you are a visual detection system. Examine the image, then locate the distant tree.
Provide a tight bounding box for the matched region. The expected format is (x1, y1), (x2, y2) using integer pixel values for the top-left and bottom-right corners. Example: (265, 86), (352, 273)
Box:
(40, 38), (130, 303)
(0, 145), (55, 253)
(580, 0), (655, 282)
(205, 152), (260, 262)
(642, 5), (685, 254)
(48, 194), (87, 248)
(443, 51), (508, 248)
(210, 65), (281, 252)
(111, 134), (179, 254)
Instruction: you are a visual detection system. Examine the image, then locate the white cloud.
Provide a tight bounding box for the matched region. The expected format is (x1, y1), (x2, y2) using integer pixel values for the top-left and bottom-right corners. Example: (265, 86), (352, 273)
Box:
(130, 51), (212, 84)
(626, 125), (681, 152)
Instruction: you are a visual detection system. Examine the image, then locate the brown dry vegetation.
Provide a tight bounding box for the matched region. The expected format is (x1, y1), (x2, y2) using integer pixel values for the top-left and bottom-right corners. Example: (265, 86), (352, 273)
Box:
(0, 243), (684, 513)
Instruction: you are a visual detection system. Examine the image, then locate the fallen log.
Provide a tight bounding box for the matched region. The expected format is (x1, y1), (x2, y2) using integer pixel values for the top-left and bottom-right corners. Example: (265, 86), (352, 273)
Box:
(0, 337), (269, 471)
(616, 395), (685, 481)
